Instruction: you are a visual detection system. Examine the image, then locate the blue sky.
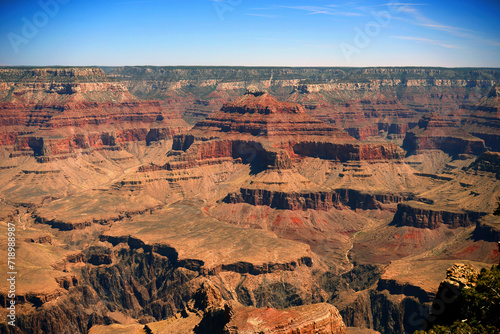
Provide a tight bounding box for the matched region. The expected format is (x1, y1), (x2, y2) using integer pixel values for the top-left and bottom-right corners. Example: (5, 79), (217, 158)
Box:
(0, 0), (499, 67)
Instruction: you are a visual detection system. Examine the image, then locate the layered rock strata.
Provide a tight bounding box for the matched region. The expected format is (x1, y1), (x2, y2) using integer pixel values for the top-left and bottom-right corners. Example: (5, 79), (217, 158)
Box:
(468, 151), (500, 179)
(0, 69), (189, 159)
(403, 114), (486, 156)
(224, 169), (340, 210)
(161, 91), (403, 210)
(392, 201), (486, 229)
(473, 215), (500, 242)
(422, 263), (479, 330)
(460, 85), (500, 152)
(226, 302), (346, 334)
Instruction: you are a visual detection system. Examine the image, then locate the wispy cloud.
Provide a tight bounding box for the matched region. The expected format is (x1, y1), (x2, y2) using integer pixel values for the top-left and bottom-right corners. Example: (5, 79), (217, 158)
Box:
(393, 36), (458, 48)
(119, 0), (163, 3)
(276, 5), (363, 16)
(246, 13), (278, 18)
(404, 8), (472, 37)
(382, 3), (429, 6)
(358, 3), (500, 48)
(403, 7), (500, 47)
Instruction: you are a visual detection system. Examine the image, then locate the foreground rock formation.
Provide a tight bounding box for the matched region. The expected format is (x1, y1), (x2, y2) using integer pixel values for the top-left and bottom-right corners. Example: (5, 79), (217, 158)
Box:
(88, 282), (347, 334)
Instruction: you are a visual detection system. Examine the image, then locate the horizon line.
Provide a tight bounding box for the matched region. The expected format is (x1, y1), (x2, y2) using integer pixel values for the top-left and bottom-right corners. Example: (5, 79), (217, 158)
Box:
(2, 65), (500, 69)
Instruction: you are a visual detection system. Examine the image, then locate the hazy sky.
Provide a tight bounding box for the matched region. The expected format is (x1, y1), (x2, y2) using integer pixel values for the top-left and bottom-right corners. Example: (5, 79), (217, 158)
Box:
(0, 0), (499, 67)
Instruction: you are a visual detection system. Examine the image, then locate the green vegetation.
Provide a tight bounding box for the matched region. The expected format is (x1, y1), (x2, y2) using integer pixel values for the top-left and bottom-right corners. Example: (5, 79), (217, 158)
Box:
(415, 265), (500, 334)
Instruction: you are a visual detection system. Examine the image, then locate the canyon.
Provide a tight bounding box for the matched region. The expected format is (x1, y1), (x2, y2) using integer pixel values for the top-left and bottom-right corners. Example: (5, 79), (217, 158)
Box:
(0, 66), (499, 334)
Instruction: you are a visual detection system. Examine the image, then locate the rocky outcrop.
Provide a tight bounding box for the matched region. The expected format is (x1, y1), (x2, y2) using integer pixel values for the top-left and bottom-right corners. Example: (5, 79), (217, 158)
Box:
(473, 215), (500, 242)
(1, 240), (300, 333)
(0, 69), (189, 159)
(376, 279), (432, 303)
(226, 303), (346, 334)
(391, 201), (486, 229)
(421, 264), (479, 330)
(164, 92), (406, 213)
(0, 67), (108, 82)
(4, 67), (499, 156)
(226, 180), (420, 213)
(103, 66), (498, 99)
(190, 91), (353, 140)
(345, 125), (379, 141)
(2, 102), (188, 159)
(334, 289), (428, 334)
(88, 280), (346, 334)
(460, 86), (500, 152)
(335, 189), (417, 210)
(165, 139), (291, 171)
(403, 114), (486, 156)
(223, 168), (340, 211)
(468, 151), (500, 179)
(293, 141), (404, 162)
(440, 263), (479, 290)
(226, 188), (338, 211)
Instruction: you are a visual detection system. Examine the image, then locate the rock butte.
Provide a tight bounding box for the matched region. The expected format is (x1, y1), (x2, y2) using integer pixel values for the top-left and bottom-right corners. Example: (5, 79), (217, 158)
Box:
(151, 90), (405, 211)
(0, 67), (499, 334)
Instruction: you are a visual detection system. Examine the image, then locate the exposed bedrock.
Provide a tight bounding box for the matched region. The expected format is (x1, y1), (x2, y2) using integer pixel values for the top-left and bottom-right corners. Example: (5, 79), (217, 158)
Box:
(421, 263), (479, 331)
(334, 287), (429, 334)
(168, 137), (293, 171)
(226, 302), (347, 334)
(293, 141), (404, 162)
(346, 121), (416, 141)
(1, 285), (113, 334)
(1, 242), (321, 334)
(334, 189), (420, 210)
(145, 126), (181, 146)
(10, 125), (184, 160)
(0, 100), (171, 127)
(391, 201), (486, 229)
(402, 114), (486, 157)
(193, 91), (352, 139)
(319, 264), (431, 334)
(345, 125), (379, 141)
(99, 234), (313, 276)
(0, 78), (189, 157)
(461, 85), (500, 152)
(172, 133), (197, 151)
(1, 248), (199, 334)
(402, 132), (486, 157)
(376, 279), (433, 303)
(226, 185), (428, 214)
(87, 280), (347, 334)
(224, 188), (339, 211)
(471, 132), (500, 152)
(468, 151), (500, 179)
(473, 215), (500, 242)
(370, 290), (426, 334)
(151, 92), (411, 196)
